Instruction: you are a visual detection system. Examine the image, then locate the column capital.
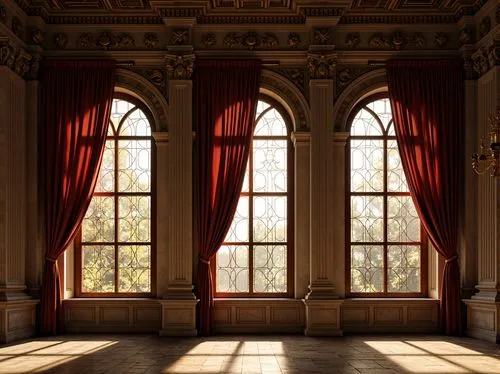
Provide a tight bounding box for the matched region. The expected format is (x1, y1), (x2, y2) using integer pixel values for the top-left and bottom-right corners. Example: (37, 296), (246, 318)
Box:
(331, 131), (349, 144)
(165, 53), (195, 80)
(307, 52), (337, 80)
(291, 131), (310, 146)
(152, 131), (169, 145)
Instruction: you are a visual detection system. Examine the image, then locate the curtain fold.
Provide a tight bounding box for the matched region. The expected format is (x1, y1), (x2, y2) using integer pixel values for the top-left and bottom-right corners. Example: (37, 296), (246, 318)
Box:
(387, 59), (463, 335)
(40, 60), (116, 335)
(194, 60), (261, 336)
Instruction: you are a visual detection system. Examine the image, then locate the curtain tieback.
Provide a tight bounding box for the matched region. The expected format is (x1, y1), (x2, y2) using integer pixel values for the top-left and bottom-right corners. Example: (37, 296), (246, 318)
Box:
(45, 256), (57, 263)
(445, 255), (458, 264)
(199, 258), (210, 265)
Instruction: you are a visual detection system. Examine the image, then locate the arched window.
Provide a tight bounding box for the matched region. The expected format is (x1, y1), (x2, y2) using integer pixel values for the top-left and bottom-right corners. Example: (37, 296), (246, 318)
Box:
(347, 95), (426, 296)
(215, 98), (293, 297)
(75, 95), (155, 296)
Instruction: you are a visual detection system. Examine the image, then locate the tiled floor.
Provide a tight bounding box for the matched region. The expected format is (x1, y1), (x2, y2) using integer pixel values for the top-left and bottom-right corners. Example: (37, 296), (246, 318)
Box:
(0, 334), (499, 373)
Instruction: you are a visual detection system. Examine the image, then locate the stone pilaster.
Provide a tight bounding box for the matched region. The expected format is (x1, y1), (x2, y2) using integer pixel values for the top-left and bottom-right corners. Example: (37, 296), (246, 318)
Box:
(292, 132), (310, 299)
(303, 53), (344, 336)
(465, 66), (500, 343)
(158, 54), (197, 336)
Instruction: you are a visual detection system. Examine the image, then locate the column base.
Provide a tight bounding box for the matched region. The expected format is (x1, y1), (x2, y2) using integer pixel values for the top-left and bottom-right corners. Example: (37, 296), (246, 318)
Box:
(0, 299), (39, 343)
(464, 299), (500, 343)
(303, 299), (344, 336)
(159, 299), (198, 337)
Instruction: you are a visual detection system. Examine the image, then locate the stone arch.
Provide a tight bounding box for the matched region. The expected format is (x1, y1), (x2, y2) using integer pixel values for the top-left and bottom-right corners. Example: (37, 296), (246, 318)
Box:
(115, 68), (169, 131)
(260, 69), (310, 131)
(332, 68), (388, 132)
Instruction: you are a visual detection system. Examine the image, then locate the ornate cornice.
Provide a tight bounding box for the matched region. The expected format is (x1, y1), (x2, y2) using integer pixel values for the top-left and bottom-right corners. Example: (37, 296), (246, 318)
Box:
(197, 15), (304, 24)
(339, 15), (457, 24)
(0, 38), (38, 80)
(307, 52), (336, 80)
(46, 16), (163, 25)
(166, 54), (195, 80)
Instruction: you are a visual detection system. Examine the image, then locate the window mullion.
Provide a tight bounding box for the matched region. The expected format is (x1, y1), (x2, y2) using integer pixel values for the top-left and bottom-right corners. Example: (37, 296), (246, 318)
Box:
(249, 139), (254, 295)
(383, 136), (388, 294)
(114, 136), (119, 293)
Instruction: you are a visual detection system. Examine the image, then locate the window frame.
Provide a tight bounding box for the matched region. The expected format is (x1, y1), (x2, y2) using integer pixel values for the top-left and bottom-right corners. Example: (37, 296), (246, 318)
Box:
(213, 95), (295, 298)
(75, 93), (157, 298)
(345, 93), (428, 298)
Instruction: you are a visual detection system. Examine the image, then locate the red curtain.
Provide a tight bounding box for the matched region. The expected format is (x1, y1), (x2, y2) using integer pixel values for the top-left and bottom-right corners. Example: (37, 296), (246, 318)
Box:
(387, 60), (463, 335)
(40, 60), (116, 335)
(194, 60), (261, 335)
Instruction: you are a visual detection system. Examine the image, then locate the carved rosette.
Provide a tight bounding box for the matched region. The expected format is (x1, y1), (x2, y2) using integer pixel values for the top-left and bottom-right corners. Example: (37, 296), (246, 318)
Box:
(166, 54), (195, 80)
(307, 53), (336, 80)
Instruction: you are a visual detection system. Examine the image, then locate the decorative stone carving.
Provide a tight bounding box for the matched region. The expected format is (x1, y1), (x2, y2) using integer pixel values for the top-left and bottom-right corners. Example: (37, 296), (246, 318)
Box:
(369, 32), (425, 50)
(462, 54), (477, 80)
(144, 33), (159, 49)
(345, 33), (360, 48)
(338, 68), (353, 86)
(116, 33), (135, 48)
(169, 28), (189, 45)
(287, 33), (301, 48)
(11, 17), (23, 39)
(0, 40), (34, 79)
(166, 54), (194, 80)
(98, 31), (114, 49)
(472, 40), (500, 77)
(0, 6), (6, 24)
(336, 66), (373, 97)
(479, 16), (491, 39)
(54, 33), (68, 49)
(434, 32), (448, 48)
(137, 69), (166, 93)
(78, 33), (94, 48)
(459, 28), (473, 46)
(307, 53), (336, 80)
(242, 32), (259, 50)
(262, 33), (279, 48)
(313, 28), (330, 44)
(201, 33), (216, 48)
(30, 28), (44, 46)
(223, 32), (242, 48)
(272, 67), (305, 92)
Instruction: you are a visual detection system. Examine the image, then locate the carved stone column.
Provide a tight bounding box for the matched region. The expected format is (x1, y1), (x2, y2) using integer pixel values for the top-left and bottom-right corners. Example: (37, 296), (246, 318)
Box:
(464, 64), (500, 343)
(0, 64), (38, 343)
(292, 132), (310, 298)
(303, 52), (343, 336)
(158, 54), (197, 337)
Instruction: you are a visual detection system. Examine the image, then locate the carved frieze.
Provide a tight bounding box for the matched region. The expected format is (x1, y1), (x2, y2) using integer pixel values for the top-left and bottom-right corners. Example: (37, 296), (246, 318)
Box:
(0, 40), (35, 79)
(136, 68), (166, 95)
(166, 54), (194, 80)
(144, 33), (159, 49)
(11, 17), (24, 39)
(271, 67), (305, 93)
(336, 67), (372, 98)
(313, 28), (330, 45)
(287, 33), (301, 48)
(30, 28), (44, 46)
(345, 33), (360, 49)
(472, 40), (500, 77)
(223, 32), (278, 50)
(201, 33), (216, 48)
(434, 32), (448, 48)
(479, 16), (491, 39)
(459, 28), (473, 46)
(54, 32), (68, 49)
(462, 54), (477, 80)
(77, 31), (135, 50)
(307, 53), (336, 80)
(368, 32), (425, 50)
(169, 29), (189, 45)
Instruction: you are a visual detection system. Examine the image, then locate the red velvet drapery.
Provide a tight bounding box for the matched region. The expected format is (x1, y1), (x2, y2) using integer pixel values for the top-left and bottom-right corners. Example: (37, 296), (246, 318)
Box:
(387, 60), (463, 335)
(40, 60), (116, 335)
(194, 60), (261, 336)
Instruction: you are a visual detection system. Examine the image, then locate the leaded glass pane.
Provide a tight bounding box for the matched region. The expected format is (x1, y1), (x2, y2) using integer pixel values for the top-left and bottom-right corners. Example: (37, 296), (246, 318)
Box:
(387, 196), (420, 242)
(118, 245), (151, 292)
(255, 100), (270, 118)
(387, 139), (408, 192)
(254, 108), (287, 136)
(110, 99), (132, 131)
(224, 197), (249, 243)
(388, 245), (420, 292)
(94, 140), (115, 193)
(366, 98), (392, 131)
(350, 139), (384, 192)
(118, 140), (151, 193)
(82, 245), (115, 292)
(253, 140), (287, 193)
(118, 196), (151, 242)
(351, 196), (384, 242)
(350, 108), (383, 136)
(253, 196), (287, 242)
(253, 245), (287, 293)
(82, 196), (115, 242)
(216, 246), (249, 293)
(350, 245), (383, 292)
(119, 108), (151, 136)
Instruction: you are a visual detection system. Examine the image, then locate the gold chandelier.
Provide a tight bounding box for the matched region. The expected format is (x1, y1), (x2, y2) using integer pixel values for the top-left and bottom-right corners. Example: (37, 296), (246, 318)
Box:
(472, 110), (500, 177)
